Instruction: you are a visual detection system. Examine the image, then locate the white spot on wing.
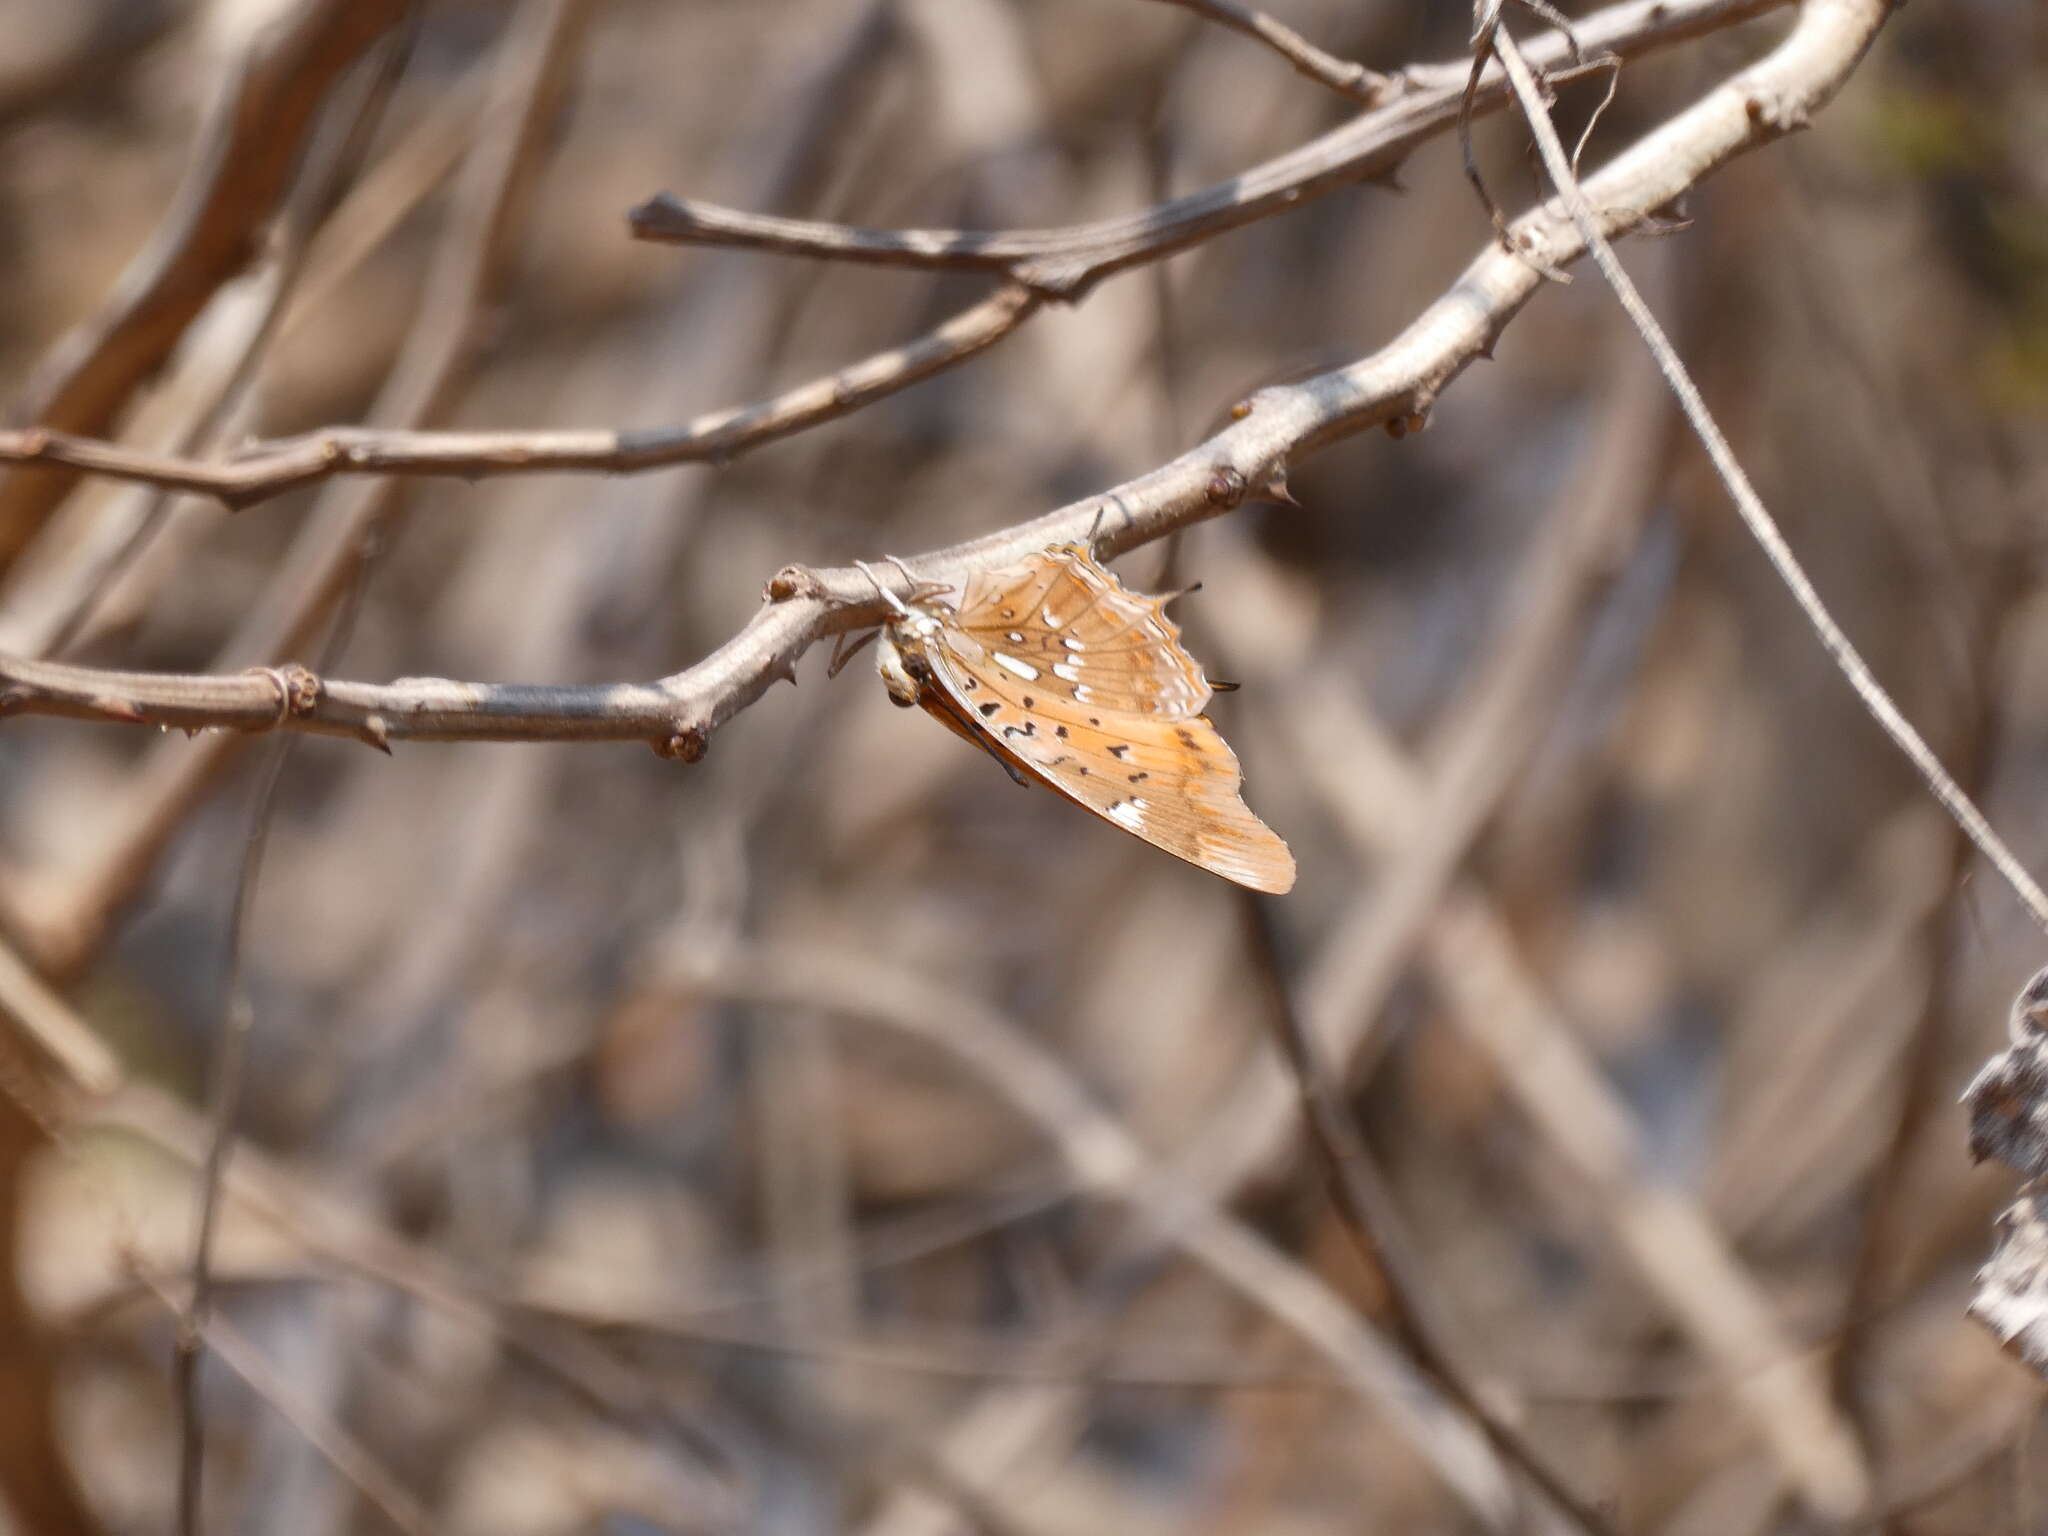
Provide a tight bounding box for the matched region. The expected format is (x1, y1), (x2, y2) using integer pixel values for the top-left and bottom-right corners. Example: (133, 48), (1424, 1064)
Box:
(1043, 608), (1064, 627)
(1107, 801), (1145, 829)
(993, 653), (1040, 681)
(1052, 662), (1081, 683)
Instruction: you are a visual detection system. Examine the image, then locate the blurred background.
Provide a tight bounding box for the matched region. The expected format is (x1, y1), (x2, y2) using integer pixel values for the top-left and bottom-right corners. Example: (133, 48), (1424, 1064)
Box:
(0, 0), (2045, 1531)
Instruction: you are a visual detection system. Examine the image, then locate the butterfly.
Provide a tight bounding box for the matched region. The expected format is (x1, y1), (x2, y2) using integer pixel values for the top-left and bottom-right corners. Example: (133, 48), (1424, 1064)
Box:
(849, 541), (1295, 893)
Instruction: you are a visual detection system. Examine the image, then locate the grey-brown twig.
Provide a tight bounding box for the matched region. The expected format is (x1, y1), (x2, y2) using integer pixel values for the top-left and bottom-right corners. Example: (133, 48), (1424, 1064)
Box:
(1139, 0), (1392, 106)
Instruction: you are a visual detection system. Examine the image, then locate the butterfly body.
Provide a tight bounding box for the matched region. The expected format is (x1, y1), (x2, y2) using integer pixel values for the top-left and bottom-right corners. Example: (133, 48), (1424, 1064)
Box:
(873, 542), (1295, 894)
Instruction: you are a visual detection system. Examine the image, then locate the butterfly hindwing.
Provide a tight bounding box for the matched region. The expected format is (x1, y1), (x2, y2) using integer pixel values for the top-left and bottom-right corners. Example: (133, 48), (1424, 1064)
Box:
(888, 543), (1294, 894)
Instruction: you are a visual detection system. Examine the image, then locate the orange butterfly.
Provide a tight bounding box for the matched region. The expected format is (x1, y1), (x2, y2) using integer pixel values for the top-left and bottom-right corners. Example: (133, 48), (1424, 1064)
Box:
(855, 542), (1295, 893)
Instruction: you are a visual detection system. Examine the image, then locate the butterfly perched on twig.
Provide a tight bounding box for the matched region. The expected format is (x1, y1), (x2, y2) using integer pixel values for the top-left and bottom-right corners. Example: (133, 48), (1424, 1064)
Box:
(844, 541), (1295, 893)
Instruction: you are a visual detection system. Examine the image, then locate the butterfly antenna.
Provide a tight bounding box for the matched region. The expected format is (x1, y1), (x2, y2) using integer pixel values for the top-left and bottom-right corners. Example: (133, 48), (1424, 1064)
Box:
(852, 558), (916, 619)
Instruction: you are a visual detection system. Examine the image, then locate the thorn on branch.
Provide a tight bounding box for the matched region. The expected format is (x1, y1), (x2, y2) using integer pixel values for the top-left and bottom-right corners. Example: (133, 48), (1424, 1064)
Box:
(359, 715), (392, 754)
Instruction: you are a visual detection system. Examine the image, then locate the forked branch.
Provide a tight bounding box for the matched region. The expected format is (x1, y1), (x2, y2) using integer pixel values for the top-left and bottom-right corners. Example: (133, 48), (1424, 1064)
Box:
(0, 0), (1887, 773)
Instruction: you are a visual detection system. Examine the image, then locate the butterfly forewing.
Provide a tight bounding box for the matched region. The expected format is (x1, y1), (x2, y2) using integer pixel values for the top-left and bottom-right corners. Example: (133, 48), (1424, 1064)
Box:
(890, 542), (1295, 894)
(943, 544), (1210, 718)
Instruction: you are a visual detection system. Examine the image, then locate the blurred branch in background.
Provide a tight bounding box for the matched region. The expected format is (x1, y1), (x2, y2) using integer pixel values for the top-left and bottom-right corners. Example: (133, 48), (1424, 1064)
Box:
(4, 0), (2047, 1531)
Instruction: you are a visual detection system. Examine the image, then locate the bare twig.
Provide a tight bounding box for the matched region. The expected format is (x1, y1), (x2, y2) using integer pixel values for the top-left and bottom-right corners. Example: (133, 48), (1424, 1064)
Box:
(0, 0), (1784, 509)
(172, 557), (370, 1536)
(1482, 12), (2048, 938)
(1240, 896), (1617, 1535)
(135, 1265), (442, 1536)
(0, 939), (123, 1098)
(1138, 0), (1392, 106)
(0, 285), (1041, 511)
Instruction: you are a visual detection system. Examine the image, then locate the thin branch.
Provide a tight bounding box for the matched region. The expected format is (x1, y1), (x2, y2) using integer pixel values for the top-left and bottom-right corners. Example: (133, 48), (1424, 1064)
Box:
(171, 554), (369, 1536)
(1240, 895), (1616, 1535)
(0, 0), (1785, 510)
(631, 0), (1762, 292)
(0, 938), (123, 1098)
(0, 285), (1042, 509)
(1139, 0), (1392, 106)
(1484, 10), (2048, 940)
(94, 1081), (744, 1511)
(135, 1266), (442, 1536)
(172, 731), (291, 1536)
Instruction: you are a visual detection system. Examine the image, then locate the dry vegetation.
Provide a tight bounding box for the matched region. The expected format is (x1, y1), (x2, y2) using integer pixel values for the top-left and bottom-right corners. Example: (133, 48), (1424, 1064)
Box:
(1, 0), (2046, 1532)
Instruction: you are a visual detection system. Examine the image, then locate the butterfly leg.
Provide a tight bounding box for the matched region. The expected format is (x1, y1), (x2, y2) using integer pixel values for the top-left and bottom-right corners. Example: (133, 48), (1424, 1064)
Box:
(827, 626), (881, 678)
(852, 559), (916, 618)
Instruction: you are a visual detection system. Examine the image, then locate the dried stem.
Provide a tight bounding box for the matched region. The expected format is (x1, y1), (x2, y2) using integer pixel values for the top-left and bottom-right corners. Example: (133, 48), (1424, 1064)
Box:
(1139, 0), (1392, 106)
(1484, 11), (2048, 939)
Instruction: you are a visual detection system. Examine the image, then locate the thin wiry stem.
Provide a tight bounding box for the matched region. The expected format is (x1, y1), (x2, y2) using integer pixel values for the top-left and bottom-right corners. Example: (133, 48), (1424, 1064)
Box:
(171, 523), (373, 1536)
(1486, 11), (2048, 939)
(1240, 894), (1617, 1536)
(1138, 0), (1392, 106)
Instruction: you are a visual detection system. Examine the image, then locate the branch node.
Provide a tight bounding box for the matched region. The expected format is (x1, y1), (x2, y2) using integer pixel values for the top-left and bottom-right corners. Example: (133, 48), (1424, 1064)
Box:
(765, 565), (825, 602)
(243, 665), (321, 723)
(1009, 258), (1092, 303)
(1205, 465), (1249, 509)
(654, 725), (709, 763)
(1386, 404), (1431, 439)
(1744, 91), (1811, 132)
